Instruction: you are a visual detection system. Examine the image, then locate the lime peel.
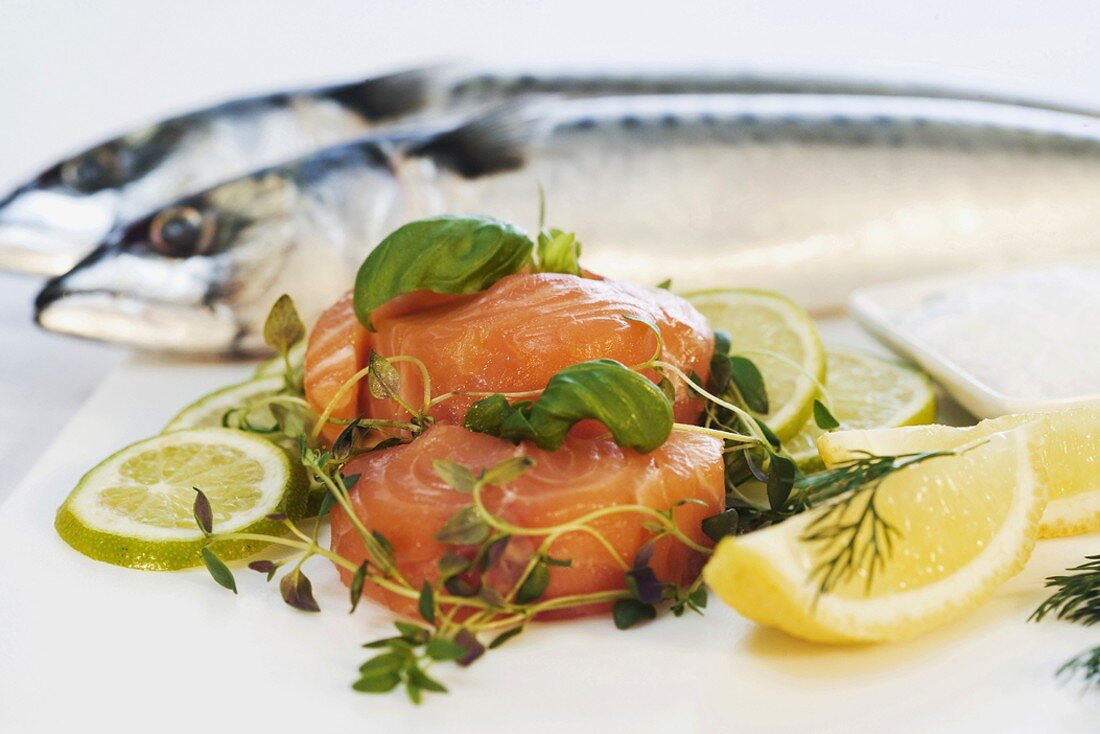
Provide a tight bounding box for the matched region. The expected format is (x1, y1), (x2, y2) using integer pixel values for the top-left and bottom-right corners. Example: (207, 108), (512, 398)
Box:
(56, 428), (304, 571)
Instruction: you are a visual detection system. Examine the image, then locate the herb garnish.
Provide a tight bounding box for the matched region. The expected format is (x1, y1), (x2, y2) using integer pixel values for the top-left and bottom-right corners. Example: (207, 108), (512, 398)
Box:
(189, 257), (959, 703)
(464, 359), (674, 452)
(354, 215), (534, 330)
(1032, 555), (1100, 688)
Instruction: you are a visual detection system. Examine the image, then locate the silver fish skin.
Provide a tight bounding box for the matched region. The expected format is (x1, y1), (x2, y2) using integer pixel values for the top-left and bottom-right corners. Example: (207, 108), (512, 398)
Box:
(36, 93), (1100, 355)
(7, 66), (1100, 276)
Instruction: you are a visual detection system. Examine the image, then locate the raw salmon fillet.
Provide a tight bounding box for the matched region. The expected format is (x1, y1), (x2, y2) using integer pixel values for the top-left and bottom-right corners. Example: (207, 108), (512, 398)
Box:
(330, 424), (724, 619)
(302, 291), (371, 444)
(304, 272), (714, 438)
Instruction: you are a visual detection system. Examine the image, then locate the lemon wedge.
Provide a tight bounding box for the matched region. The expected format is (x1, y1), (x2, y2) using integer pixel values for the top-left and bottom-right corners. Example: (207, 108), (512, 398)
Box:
(818, 407), (1100, 538)
(704, 427), (1044, 643)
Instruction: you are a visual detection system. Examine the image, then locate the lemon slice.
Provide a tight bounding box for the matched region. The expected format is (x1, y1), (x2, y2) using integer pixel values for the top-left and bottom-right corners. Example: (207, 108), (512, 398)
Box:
(704, 427), (1044, 643)
(687, 289), (825, 440)
(56, 428), (305, 570)
(786, 349), (936, 470)
(164, 375), (285, 433)
(818, 407), (1100, 538)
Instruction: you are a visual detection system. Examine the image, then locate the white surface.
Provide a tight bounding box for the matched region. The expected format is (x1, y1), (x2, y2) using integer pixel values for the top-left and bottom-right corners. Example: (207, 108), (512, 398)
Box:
(3, 3), (1100, 731)
(0, 348), (1097, 733)
(850, 262), (1100, 417)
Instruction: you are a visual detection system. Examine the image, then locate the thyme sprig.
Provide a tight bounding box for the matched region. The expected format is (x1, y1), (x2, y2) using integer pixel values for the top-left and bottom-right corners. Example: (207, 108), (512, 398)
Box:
(1032, 555), (1100, 689)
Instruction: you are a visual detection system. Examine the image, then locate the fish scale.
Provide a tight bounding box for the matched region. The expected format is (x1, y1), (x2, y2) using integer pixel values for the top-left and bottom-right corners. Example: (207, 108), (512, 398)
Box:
(34, 92), (1100, 355)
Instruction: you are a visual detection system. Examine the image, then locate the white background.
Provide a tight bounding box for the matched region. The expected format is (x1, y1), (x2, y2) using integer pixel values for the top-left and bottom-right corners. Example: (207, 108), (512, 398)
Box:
(2, 0), (1100, 492)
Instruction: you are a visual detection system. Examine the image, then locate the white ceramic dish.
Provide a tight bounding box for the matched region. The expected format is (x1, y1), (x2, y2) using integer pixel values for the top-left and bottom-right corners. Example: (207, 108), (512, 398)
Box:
(1, 321), (1097, 733)
(849, 262), (1100, 419)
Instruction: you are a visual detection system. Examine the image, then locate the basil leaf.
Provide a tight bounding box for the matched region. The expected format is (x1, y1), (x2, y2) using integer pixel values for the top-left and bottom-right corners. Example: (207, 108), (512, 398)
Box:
(354, 215), (533, 329)
(465, 360), (673, 453)
(527, 360), (674, 452)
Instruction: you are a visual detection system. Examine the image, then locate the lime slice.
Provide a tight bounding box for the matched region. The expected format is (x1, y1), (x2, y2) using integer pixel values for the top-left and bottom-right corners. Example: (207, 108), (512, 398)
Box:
(786, 349), (936, 469)
(254, 341), (306, 377)
(55, 428), (305, 570)
(164, 375), (285, 432)
(686, 288), (825, 439)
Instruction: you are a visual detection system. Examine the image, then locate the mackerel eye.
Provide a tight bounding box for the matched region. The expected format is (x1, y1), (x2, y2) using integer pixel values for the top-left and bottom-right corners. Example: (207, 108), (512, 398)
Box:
(149, 206), (215, 257)
(61, 148), (122, 192)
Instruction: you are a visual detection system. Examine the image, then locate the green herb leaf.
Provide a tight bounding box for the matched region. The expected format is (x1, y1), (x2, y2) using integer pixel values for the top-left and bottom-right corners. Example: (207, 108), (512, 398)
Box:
(656, 278), (672, 290)
(488, 626), (524, 649)
(515, 560), (551, 604)
(689, 587), (708, 609)
(713, 329), (731, 356)
(394, 621), (431, 645)
(359, 652), (405, 677)
(466, 360), (674, 453)
(435, 506), (490, 545)
(766, 453), (797, 511)
(352, 672), (401, 694)
(201, 547), (237, 594)
(192, 487), (213, 535)
(407, 666), (448, 694)
(349, 560), (369, 614)
(418, 581), (436, 625)
(367, 351), (401, 400)
(701, 508), (741, 542)
(480, 456), (535, 487)
(425, 638), (465, 661)
(280, 568), (321, 612)
(354, 215), (533, 329)
(263, 294), (306, 356)
(438, 552), (471, 579)
(813, 399), (840, 430)
(433, 459), (477, 494)
(536, 227), (582, 275)
(613, 598), (657, 630)
(754, 417), (782, 449)
(372, 531), (396, 568)
(729, 356), (769, 413)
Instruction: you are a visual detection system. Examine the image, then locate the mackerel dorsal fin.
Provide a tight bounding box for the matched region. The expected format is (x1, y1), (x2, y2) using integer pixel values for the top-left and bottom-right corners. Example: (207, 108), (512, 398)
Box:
(405, 100), (549, 179)
(328, 64), (452, 123)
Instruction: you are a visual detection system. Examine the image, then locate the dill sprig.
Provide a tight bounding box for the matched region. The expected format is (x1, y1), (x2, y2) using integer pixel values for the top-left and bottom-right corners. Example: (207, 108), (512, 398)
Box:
(1031, 555), (1100, 627)
(796, 450), (952, 596)
(1031, 554), (1100, 689)
(1058, 646), (1100, 689)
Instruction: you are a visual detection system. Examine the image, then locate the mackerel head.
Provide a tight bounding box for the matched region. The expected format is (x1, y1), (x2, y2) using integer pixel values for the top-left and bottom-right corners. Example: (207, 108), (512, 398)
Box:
(35, 141), (409, 354)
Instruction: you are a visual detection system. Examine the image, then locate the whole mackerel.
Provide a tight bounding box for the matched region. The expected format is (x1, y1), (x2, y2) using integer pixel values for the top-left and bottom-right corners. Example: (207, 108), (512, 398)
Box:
(5, 66), (1100, 275)
(36, 93), (1100, 354)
